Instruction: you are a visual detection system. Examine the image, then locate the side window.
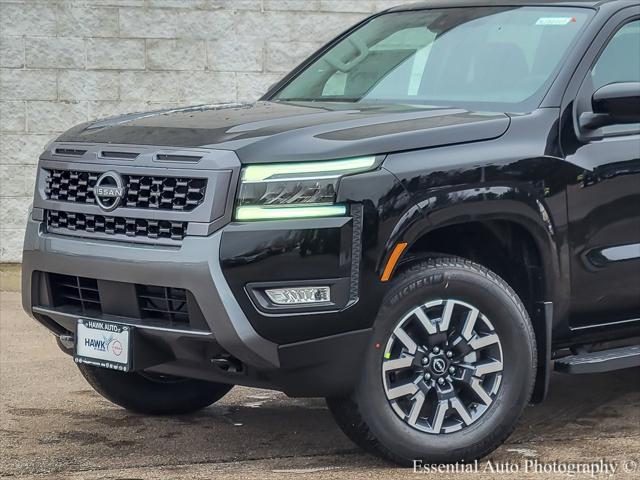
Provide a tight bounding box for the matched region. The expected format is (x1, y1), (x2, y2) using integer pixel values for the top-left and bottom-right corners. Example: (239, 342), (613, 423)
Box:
(583, 20), (640, 135)
(591, 20), (640, 90)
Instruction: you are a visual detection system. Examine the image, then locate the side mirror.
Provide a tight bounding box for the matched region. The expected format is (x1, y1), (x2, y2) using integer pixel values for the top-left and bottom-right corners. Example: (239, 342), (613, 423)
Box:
(579, 82), (640, 130)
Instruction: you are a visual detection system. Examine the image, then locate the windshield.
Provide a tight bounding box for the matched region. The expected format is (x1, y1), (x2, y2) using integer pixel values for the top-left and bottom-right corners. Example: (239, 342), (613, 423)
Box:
(272, 7), (593, 112)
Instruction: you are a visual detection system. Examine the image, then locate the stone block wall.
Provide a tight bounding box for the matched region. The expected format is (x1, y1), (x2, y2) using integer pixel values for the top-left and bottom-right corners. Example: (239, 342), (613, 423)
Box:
(0, 0), (399, 261)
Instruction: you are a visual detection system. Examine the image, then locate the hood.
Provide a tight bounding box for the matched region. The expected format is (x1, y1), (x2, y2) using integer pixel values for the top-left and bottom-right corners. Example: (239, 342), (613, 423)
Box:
(57, 101), (510, 164)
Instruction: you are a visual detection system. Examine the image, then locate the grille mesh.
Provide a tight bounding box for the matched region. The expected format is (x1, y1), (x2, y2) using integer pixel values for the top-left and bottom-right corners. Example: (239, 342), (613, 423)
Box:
(46, 170), (99, 204)
(45, 169), (207, 211)
(47, 210), (187, 241)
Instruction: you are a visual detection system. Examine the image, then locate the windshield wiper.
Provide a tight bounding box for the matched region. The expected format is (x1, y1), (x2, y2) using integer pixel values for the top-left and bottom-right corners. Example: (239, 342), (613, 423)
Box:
(276, 96), (362, 103)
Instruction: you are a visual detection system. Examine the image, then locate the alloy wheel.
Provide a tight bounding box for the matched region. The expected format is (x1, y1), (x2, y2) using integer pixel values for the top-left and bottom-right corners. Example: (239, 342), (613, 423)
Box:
(382, 299), (504, 434)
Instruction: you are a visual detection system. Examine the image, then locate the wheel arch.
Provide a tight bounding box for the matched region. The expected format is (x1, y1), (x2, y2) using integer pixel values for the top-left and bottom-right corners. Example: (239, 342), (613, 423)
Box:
(378, 188), (564, 402)
(379, 186), (563, 308)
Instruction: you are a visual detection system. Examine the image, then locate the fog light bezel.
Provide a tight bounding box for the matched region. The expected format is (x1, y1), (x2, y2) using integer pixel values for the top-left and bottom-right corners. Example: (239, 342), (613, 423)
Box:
(245, 278), (351, 314)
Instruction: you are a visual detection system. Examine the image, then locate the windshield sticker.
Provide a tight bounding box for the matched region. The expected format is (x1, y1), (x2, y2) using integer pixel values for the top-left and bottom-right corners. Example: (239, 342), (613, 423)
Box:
(536, 17), (576, 26)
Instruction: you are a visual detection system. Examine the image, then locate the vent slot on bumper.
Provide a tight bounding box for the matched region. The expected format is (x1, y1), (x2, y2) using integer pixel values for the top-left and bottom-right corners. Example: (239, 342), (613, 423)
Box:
(47, 273), (208, 331)
(50, 274), (101, 315)
(137, 285), (190, 325)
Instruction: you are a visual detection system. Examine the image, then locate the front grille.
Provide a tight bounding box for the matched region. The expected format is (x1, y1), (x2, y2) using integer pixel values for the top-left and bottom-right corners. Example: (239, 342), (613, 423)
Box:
(47, 210), (187, 241)
(50, 274), (101, 315)
(48, 274), (204, 330)
(45, 169), (207, 211)
(46, 170), (99, 203)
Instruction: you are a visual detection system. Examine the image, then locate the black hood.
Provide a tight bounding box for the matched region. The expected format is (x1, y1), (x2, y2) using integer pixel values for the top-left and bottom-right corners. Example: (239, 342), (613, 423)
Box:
(57, 101), (510, 164)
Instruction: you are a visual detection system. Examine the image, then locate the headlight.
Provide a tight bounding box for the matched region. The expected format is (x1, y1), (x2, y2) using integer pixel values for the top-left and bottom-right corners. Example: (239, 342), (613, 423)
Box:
(235, 156), (376, 220)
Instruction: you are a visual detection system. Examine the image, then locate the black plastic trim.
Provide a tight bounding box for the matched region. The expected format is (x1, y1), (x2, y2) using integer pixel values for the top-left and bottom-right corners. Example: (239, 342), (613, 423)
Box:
(246, 277), (350, 315)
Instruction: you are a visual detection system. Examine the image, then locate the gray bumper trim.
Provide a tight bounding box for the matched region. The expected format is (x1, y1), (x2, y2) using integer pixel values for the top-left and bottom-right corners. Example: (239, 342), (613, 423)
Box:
(207, 231), (280, 368)
(22, 218), (280, 369)
(32, 306), (212, 338)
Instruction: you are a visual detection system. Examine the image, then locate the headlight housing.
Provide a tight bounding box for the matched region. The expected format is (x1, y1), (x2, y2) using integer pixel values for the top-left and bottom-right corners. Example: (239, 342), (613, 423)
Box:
(235, 156), (376, 220)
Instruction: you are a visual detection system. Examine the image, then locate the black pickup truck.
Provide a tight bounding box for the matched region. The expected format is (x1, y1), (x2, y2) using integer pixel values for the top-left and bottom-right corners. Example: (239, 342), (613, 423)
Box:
(22, 0), (640, 465)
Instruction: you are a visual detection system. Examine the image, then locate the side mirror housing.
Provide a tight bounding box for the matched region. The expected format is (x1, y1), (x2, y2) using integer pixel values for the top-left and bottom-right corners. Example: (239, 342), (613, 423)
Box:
(579, 82), (640, 130)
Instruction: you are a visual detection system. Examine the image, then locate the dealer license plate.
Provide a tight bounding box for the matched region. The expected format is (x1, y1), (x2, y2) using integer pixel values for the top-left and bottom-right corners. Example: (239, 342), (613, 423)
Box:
(75, 319), (131, 371)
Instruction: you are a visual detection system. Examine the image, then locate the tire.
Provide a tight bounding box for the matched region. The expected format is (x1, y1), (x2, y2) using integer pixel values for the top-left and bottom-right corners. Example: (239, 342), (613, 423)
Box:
(77, 363), (233, 415)
(327, 256), (536, 465)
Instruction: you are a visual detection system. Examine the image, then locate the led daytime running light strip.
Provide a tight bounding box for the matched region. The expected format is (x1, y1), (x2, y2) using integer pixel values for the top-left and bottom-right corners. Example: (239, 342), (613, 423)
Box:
(236, 205), (347, 221)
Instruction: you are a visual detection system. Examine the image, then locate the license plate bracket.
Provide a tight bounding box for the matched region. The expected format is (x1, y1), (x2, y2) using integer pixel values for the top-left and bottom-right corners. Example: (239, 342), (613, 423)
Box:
(74, 319), (132, 372)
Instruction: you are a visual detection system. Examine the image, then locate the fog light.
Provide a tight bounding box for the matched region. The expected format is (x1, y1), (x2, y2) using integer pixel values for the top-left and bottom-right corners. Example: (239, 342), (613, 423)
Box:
(265, 286), (330, 305)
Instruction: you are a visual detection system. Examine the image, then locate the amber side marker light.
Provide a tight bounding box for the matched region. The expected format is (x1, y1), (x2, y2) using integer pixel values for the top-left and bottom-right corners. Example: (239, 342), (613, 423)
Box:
(381, 242), (408, 282)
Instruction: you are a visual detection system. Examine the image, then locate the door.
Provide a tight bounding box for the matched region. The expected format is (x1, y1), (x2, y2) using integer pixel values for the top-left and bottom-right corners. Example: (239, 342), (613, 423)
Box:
(564, 15), (640, 328)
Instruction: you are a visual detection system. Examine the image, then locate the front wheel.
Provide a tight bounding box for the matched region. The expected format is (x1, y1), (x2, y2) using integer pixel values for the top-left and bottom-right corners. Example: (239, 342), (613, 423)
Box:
(78, 364), (233, 415)
(328, 257), (536, 465)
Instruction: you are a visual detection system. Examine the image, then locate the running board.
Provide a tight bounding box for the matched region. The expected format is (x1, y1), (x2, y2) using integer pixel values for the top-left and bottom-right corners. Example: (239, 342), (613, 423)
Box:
(554, 345), (640, 374)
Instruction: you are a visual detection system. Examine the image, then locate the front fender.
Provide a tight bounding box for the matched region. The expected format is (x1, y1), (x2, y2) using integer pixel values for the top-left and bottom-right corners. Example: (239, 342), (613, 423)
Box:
(381, 182), (565, 306)
(378, 108), (574, 318)
(376, 111), (577, 308)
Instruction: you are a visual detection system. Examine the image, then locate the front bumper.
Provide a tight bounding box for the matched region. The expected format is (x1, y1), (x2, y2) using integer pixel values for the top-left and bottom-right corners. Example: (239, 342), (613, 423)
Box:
(22, 215), (374, 397)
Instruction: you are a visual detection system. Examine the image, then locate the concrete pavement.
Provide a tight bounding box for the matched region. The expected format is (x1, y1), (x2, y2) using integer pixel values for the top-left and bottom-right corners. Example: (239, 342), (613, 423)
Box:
(1, 291), (639, 479)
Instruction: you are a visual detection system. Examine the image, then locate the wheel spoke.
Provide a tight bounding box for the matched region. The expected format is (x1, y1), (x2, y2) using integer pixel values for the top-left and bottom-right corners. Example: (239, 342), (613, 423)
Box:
(417, 377), (433, 395)
(469, 377), (493, 406)
(469, 333), (499, 350)
(450, 335), (473, 358)
(393, 327), (418, 354)
(406, 391), (426, 426)
(387, 381), (419, 400)
(460, 307), (479, 340)
(383, 355), (414, 372)
(454, 365), (493, 406)
(474, 359), (503, 376)
(414, 307), (437, 335)
(450, 395), (473, 425)
(435, 380), (455, 400)
(430, 399), (449, 433)
(438, 299), (455, 332)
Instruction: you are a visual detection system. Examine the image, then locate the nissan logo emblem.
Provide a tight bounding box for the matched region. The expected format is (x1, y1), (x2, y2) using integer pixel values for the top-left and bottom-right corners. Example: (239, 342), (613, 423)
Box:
(93, 171), (125, 212)
(432, 358), (447, 375)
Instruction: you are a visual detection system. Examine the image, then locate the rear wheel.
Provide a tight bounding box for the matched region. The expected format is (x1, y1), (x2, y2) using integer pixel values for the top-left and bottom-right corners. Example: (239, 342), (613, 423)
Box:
(328, 257), (536, 465)
(78, 364), (233, 415)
